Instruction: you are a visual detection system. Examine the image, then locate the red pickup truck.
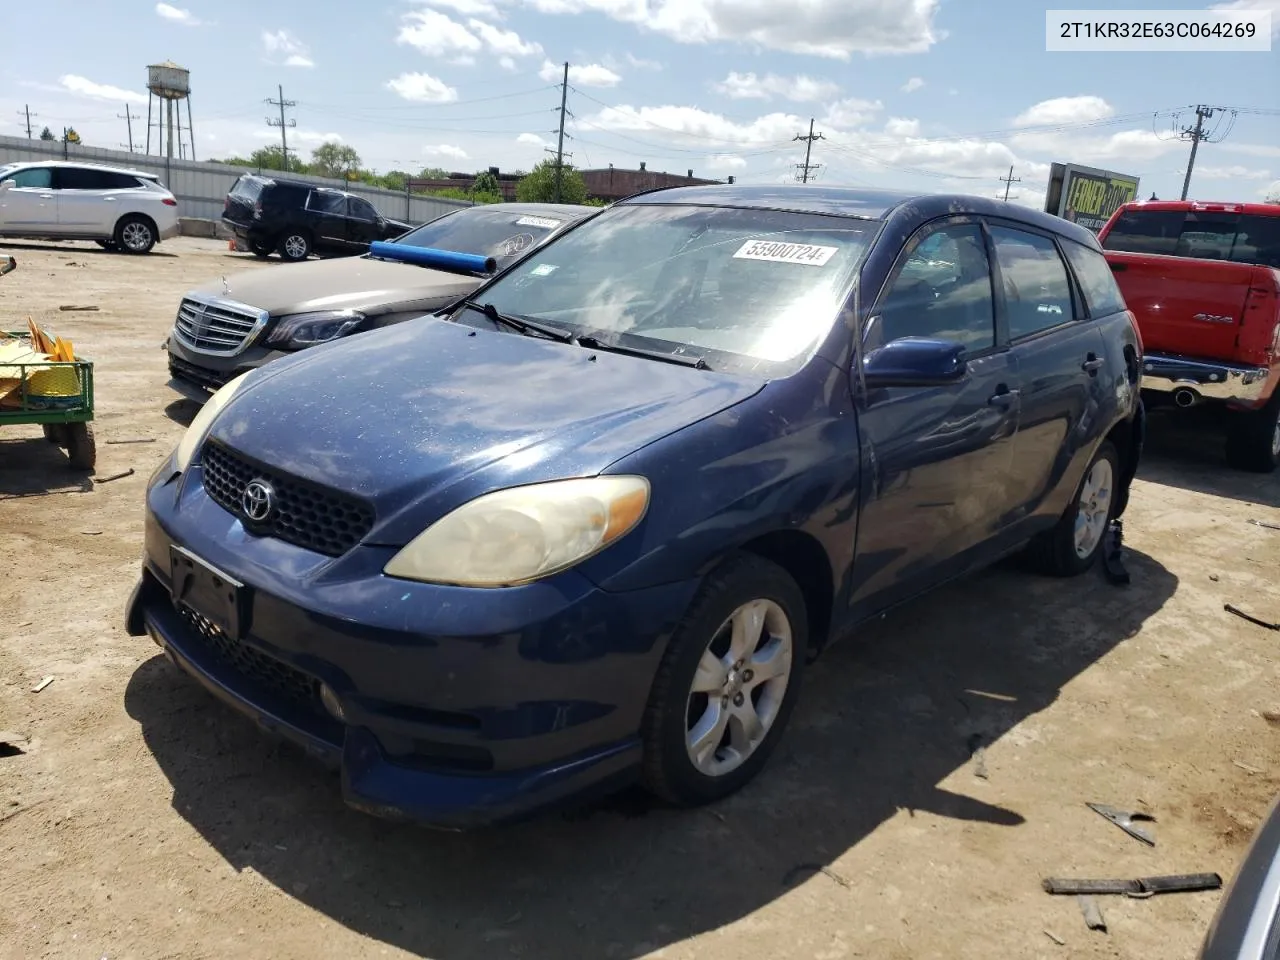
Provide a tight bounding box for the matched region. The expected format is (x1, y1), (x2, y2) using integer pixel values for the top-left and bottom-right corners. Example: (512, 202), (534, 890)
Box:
(1098, 200), (1280, 472)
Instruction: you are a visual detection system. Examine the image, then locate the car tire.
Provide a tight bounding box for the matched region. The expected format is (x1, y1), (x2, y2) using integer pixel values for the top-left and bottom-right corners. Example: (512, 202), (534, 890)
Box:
(640, 552), (806, 807)
(277, 230), (311, 262)
(1225, 393), (1280, 474)
(1026, 440), (1120, 577)
(65, 422), (96, 471)
(249, 238), (274, 259)
(114, 215), (156, 255)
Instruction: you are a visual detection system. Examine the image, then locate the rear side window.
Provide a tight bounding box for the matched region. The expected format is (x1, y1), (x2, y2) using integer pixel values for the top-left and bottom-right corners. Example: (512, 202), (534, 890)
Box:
(988, 226), (1075, 339)
(1062, 240), (1127, 317)
(307, 191), (346, 214)
(58, 168), (140, 190)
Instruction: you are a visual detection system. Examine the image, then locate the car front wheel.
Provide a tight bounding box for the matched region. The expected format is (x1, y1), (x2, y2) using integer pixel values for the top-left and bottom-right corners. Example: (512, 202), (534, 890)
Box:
(641, 553), (806, 807)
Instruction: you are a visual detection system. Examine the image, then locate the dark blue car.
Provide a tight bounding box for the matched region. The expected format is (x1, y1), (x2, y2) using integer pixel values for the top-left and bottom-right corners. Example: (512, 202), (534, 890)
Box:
(126, 185), (1145, 828)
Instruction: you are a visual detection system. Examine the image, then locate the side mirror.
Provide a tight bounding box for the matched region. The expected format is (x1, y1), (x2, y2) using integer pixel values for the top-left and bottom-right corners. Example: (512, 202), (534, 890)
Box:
(0, 180), (15, 192)
(863, 337), (969, 388)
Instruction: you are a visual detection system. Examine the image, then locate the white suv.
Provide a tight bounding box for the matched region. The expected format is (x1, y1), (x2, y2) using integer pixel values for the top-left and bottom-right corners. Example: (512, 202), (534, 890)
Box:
(0, 161), (180, 254)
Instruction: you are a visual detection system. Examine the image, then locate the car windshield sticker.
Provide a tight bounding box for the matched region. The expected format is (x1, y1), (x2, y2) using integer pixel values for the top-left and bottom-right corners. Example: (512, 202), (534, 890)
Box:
(515, 216), (563, 230)
(529, 263), (558, 277)
(497, 233), (537, 257)
(732, 239), (838, 266)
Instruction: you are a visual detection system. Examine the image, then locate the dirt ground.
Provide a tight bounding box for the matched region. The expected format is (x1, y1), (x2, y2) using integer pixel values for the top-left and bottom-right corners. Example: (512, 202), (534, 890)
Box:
(1, 236), (1278, 960)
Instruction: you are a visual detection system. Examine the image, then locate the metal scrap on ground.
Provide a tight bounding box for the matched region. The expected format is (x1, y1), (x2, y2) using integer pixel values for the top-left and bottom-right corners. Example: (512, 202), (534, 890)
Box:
(1087, 802), (1156, 846)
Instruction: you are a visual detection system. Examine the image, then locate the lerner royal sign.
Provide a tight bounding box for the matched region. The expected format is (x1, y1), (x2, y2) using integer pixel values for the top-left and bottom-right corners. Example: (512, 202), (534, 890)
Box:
(1044, 162), (1142, 234)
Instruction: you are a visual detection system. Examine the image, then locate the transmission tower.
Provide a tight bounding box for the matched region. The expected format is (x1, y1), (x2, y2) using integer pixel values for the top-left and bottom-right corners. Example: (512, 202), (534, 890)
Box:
(266, 85), (298, 169)
(794, 119), (824, 183)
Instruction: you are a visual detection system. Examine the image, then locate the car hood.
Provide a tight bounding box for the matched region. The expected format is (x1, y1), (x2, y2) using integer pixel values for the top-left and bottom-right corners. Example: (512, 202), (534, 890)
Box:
(189, 256), (479, 316)
(208, 318), (766, 545)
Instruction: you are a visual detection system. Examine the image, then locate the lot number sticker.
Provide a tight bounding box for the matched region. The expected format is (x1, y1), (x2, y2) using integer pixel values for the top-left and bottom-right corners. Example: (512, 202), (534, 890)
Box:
(733, 239), (838, 266)
(516, 216), (563, 230)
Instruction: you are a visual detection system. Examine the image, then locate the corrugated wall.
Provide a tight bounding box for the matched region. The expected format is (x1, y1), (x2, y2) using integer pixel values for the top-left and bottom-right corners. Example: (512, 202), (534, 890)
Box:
(0, 135), (471, 224)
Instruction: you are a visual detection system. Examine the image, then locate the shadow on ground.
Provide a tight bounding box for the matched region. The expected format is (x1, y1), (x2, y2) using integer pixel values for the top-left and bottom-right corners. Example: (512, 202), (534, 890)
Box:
(0, 239), (178, 258)
(125, 551), (1176, 960)
(1139, 406), (1280, 509)
(0, 436), (93, 498)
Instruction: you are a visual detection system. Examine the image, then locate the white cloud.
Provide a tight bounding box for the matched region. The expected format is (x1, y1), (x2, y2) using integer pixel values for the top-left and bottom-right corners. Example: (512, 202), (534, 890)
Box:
(413, 0), (502, 15)
(520, 0), (943, 59)
(155, 3), (200, 25)
(1262, 179), (1280, 202)
(386, 72), (459, 103)
(823, 97), (883, 128)
(1227, 143), (1280, 159)
(540, 60), (621, 87)
(706, 154), (748, 171)
(884, 117), (921, 137)
(262, 30), (314, 67)
(1014, 95), (1113, 127)
(712, 72), (839, 103)
(396, 10), (482, 56)
(626, 52), (662, 69)
(901, 76), (925, 93)
(424, 144), (469, 160)
(1189, 164), (1271, 180)
(59, 75), (146, 104)
(499, 56), (518, 70)
(1210, 0), (1280, 36)
(252, 127), (343, 146)
(467, 19), (543, 56)
(579, 103), (807, 147)
(517, 132), (549, 146)
(1010, 127), (1177, 164)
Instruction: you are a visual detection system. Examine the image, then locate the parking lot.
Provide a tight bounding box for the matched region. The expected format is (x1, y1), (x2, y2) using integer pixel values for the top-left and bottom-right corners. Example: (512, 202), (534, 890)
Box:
(1, 236), (1279, 960)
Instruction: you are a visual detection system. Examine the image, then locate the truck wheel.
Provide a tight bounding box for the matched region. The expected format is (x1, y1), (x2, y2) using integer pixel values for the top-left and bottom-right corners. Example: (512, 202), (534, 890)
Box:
(277, 231), (311, 262)
(1225, 393), (1280, 474)
(640, 553), (806, 807)
(66, 423), (96, 471)
(1026, 440), (1120, 577)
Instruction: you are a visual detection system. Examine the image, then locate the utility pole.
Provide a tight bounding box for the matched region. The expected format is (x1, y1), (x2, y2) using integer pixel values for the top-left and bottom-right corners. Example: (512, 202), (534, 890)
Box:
(793, 119), (824, 183)
(999, 165), (1021, 201)
(119, 105), (137, 152)
(18, 105), (35, 138)
(266, 85), (297, 170)
(554, 62), (569, 202)
(1179, 104), (1214, 201)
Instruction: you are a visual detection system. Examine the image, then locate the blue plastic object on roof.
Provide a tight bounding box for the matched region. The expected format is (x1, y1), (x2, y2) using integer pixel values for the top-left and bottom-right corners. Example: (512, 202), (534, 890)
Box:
(368, 241), (496, 275)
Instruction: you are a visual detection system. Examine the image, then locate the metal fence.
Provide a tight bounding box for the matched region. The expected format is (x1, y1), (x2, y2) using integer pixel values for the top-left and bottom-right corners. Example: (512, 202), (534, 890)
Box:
(0, 135), (471, 224)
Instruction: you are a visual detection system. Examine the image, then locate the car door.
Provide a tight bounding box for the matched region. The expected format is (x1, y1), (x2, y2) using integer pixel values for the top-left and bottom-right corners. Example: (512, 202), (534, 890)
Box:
(985, 222), (1110, 532)
(343, 196), (381, 248)
(849, 218), (1021, 614)
(55, 166), (119, 233)
(0, 166), (57, 231)
(305, 190), (348, 252)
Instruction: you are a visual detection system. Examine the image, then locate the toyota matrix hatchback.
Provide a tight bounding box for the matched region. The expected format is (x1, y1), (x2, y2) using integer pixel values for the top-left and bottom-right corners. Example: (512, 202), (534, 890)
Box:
(126, 185), (1145, 828)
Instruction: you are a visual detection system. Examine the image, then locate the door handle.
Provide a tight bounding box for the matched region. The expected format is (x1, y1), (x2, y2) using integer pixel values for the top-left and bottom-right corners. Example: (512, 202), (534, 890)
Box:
(988, 388), (1020, 408)
(1082, 354), (1104, 375)
(39, 194), (53, 199)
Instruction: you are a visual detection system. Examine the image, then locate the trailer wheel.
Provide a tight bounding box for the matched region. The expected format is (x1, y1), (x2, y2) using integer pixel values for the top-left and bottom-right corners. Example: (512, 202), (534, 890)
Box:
(42, 424), (69, 446)
(66, 422), (96, 471)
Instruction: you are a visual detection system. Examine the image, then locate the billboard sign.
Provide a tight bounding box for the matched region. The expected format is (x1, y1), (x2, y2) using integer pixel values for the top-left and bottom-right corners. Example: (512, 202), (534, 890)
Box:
(1044, 162), (1141, 233)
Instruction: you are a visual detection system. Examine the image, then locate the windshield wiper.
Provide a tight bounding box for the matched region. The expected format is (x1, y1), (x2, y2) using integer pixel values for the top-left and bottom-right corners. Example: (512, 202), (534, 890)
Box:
(575, 335), (710, 370)
(459, 300), (574, 343)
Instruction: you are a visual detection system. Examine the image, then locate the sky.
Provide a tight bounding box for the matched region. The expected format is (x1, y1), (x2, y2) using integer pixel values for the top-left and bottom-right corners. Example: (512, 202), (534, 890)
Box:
(2, 0), (1278, 207)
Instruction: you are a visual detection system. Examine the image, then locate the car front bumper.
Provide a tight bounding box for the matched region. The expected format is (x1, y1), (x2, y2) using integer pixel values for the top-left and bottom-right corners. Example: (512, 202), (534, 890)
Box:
(1141, 351), (1274, 408)
(125, 469), (697, 828)
(166, 336), (290, 401)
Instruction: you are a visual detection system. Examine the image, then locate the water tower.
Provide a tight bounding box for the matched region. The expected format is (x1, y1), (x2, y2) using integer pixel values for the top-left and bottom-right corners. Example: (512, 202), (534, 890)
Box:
(146, 61), (195, 164)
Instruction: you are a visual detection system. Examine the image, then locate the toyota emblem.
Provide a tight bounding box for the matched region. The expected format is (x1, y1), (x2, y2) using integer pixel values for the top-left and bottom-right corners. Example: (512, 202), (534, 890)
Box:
(241, 479), (276, 523)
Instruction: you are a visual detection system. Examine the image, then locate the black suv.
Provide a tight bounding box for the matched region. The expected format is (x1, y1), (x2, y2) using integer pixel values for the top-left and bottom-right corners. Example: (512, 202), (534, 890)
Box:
(222, 174), (413, 261)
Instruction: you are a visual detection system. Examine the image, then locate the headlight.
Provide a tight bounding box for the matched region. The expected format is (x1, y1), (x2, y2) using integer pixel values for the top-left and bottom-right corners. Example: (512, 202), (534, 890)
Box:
(265, 310), (364, 349)
(384, 476), (650, 587)
(173, 373), (251, 472)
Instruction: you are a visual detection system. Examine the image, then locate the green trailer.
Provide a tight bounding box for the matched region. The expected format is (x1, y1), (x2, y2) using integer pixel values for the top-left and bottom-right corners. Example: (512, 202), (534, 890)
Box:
(0, 256), (97, 470)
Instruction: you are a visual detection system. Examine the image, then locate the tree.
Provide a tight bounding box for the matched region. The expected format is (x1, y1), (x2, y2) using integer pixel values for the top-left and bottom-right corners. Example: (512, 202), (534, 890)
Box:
(39, 126), (55, 141)
(1266, 180), (1280, 205)
(311, 141), (361, 179)
(248, 145), (307, 173)
(515, 159), (588, 204)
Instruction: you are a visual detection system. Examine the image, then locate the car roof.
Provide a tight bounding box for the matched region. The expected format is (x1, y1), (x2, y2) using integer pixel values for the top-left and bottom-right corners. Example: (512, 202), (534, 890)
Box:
(618, 183), (1100, 246)
(3, 159), (157, 179)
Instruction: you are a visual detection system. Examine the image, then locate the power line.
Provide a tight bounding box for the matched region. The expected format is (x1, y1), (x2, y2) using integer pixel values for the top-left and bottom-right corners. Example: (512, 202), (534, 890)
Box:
(1177, 104), (1238, 200)
(999, 165), (1021, 201)
(794, 119), (824, 183)
(265, 85), (298, 167)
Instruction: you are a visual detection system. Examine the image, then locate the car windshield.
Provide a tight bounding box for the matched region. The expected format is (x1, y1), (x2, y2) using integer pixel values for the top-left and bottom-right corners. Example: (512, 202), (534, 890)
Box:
(394, 207), (577, 266)
(454, 203), (876, 377)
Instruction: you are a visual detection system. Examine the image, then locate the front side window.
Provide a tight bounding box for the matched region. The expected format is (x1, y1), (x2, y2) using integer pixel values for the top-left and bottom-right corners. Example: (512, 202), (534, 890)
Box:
(395, 208), (578, 267)
(6, 167), (52, 189)
(346, 197), (378, 221)
(873, 222), (995, 353)
(454, 204), (876, 377)
(989, 226), (1075, 339)
(1062, 239), (1126, 317)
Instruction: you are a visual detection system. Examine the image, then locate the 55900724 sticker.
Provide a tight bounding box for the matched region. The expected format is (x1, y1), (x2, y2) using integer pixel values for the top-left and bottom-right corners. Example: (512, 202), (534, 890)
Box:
(516, 216), (563, 230)
(732, 239), (838, 266)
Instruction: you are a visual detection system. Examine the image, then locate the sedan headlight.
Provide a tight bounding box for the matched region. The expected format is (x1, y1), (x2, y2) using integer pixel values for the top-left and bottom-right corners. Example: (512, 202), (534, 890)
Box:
(384, 476), (650, 587)
(265, 310), (365, 349)
(173, 372), (251, 472)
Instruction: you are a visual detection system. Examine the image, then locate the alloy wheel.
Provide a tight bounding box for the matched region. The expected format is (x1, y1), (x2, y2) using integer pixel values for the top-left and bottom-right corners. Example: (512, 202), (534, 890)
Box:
(121, 222), (153, 252)
(1073, 458), (1114, 559)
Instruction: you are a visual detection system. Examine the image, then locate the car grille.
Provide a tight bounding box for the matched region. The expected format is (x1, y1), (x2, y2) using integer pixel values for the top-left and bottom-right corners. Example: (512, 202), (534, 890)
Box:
(178, 606), (322, 715)
(168, 355), (232, 392)
(173, 296), (264, 355)
(201, 441), (376, 558)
